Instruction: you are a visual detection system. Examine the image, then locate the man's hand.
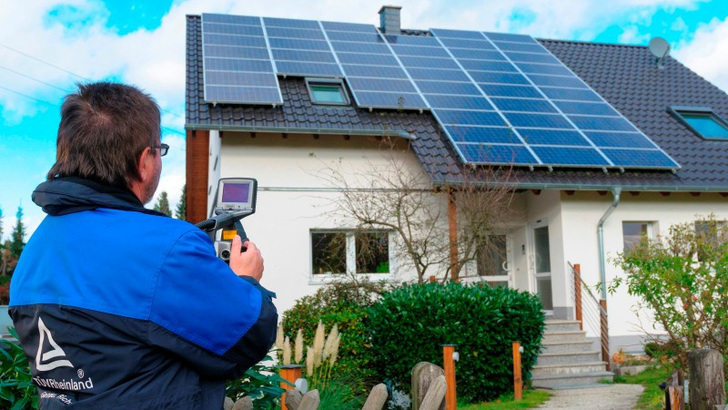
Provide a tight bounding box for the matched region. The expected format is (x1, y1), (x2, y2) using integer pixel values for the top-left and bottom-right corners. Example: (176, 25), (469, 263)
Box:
(229, 235), (264, 281)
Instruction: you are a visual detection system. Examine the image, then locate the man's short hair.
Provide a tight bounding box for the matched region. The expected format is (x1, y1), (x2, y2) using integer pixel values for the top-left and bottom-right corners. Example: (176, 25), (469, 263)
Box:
(48, 82), (161, 188)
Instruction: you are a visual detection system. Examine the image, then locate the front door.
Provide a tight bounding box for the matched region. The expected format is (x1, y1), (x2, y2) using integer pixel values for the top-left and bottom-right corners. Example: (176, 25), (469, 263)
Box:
(476, 233), (512, 288)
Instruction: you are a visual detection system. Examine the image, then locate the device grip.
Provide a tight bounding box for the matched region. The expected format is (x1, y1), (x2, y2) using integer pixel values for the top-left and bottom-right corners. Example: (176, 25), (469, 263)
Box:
(235, 220), (249, 252)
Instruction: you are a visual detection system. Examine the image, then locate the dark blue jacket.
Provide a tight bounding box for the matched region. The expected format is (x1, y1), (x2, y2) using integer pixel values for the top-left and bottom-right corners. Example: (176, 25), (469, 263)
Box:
(9, 178), (277, 409)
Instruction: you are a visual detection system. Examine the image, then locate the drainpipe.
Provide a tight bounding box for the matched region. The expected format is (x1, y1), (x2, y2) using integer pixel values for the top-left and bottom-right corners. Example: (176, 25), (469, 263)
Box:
(597, 187), (621, 299)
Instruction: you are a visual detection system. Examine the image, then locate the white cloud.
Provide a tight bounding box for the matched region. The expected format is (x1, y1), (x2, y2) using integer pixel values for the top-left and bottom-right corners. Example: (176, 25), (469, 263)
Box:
(619, 26), (650, 45)
(674, 17), (728, 93)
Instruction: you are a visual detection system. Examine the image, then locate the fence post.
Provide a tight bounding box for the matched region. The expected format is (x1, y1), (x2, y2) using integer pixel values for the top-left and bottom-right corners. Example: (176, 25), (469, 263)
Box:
(512, 342), (522, 401)
(574, 264), (583, 331)
(599, 299), (610, 371)
(279, 365), (302, 410)
(442, 345), (457, 410)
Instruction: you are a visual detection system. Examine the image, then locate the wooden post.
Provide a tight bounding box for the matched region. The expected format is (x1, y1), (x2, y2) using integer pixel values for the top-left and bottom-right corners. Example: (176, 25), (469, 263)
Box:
(447, 190), (458, 282)
(599, 299), (610, 371)
(362, 383), (389, 410)
(411, 362), (445, 410)
(574, 264), (583, 331)
(512, 342), (522, 401)
(665, 370), (685, 410)
(420, 376), (447, 410)
(688, 349), (725, 410)
(442, 345), (457, 410)
(279, 365), (302, 410)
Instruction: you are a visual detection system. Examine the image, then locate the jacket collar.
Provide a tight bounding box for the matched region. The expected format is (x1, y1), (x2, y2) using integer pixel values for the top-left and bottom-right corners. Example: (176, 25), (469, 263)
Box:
(32, 177), (166, 217)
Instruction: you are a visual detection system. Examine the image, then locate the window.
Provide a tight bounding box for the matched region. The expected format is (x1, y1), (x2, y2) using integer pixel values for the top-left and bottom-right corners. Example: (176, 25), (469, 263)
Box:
(355, 232), (390, 274)
(311, 232), (347, 274)
(305, 78), (349, 105)
(311, 230), (390, 275)
(694, 220), (727, 260)
(622, 221), (656, 251)
(476, 234), (510, 289)
(670, 106), (728, 140)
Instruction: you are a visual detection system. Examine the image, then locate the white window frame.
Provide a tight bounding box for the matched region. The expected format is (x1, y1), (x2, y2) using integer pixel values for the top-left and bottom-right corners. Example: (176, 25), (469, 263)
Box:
(309, 229), (393, 284)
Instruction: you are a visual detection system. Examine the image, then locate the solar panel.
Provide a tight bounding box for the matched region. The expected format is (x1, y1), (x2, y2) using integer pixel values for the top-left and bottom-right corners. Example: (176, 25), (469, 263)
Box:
(275, 61), (342, 77)
(198, 13), (680, 170)
(201, 14), (283, 105)
(268, 38), (331, 51)
(426, 28), (679, 169)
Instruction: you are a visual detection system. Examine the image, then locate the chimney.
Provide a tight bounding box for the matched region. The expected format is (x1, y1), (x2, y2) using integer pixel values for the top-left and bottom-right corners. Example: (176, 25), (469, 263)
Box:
(379, 5), (402, 34)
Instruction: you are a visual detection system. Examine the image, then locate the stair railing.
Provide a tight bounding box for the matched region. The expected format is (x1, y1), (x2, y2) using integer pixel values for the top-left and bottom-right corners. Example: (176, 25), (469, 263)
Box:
(569, 262), (610, 371)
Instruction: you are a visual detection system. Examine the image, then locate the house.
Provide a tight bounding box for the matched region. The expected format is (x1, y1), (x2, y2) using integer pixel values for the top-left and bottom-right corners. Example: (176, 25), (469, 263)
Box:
(184, 7), (728, 357)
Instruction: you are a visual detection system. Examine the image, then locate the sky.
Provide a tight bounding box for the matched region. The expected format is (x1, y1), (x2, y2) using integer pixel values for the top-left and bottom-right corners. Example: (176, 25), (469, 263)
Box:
(1, 0), (728, 241)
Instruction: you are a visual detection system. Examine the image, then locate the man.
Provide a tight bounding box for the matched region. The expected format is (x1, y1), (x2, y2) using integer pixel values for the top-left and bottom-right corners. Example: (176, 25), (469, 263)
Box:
(9, 82), (277, 409)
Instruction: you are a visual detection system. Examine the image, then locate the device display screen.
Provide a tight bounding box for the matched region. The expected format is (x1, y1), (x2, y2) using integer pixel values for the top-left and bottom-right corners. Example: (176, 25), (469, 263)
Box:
(222, 183), (250, 203)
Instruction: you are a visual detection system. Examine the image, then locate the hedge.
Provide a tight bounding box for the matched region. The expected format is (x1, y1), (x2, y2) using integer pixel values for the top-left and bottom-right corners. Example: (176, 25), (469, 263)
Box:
(366, 282), (545, 403)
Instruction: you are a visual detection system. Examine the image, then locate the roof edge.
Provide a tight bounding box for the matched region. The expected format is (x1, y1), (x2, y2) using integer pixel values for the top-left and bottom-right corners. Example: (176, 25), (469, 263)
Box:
(434, 180), (728, 193)
(184, 123), (416, 139)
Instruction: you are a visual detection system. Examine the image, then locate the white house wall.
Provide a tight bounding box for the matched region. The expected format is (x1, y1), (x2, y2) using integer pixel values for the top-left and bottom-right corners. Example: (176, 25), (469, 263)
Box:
(216, 131), (433, 315)
(559, 191), (728, 352)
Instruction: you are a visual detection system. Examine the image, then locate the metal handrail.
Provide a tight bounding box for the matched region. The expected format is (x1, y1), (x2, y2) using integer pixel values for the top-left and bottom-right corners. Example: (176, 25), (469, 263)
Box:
(569, 262), (610, 371)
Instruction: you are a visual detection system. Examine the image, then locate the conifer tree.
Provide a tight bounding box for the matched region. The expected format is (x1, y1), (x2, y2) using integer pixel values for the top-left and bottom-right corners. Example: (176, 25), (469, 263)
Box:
(153, 191), (172, 217)
(10, 205), (26, 258)
(175, 185), (186, 220)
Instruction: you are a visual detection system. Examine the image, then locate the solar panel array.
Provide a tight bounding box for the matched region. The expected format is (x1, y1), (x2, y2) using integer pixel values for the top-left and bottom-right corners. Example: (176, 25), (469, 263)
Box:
(202, 14), (283, 105)
(199, 13), (680, 170)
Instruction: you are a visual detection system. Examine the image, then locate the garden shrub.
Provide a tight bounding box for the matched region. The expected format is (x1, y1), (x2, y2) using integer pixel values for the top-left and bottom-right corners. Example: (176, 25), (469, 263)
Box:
(0, 329), (37, 409)
(366, 282), (545, 404)
(614, 215), (728, 372)
(225, 356), (287, 409)
(281, 279), (385, 385)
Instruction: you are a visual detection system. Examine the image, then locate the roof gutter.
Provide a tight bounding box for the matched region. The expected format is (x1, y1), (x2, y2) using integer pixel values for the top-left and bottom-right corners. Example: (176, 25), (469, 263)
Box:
(185, 124), (415, 140)
(433, 180), (728, 194)
(597, 187), (621, 300)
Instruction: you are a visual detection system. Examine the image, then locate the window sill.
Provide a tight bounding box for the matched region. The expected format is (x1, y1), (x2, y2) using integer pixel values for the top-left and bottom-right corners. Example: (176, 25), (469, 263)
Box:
(308, 273), (393, 285)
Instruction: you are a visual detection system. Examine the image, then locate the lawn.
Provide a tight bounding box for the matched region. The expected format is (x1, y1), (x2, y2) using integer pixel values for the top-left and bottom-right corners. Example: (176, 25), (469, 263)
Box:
(457, 390), (552, 409)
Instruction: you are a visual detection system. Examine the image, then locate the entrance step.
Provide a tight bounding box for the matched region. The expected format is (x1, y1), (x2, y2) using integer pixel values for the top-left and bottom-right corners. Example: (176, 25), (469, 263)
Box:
(543, 320), (582, 333)
(532, 361), (610, 377)
(542, 330), (586, 342)
(541, 340), (595, 354)
(531, 371), (614, 389)
(536, 351), (602, 366)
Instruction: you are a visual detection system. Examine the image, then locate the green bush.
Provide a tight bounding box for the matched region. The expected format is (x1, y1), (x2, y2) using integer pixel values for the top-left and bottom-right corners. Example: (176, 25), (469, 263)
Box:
(225, 356), (287, 409)
(366, 282), (545, 404)
(0, 329), (38, 409)
(281, 279), (385, 386)
(614, 215), (728, 372)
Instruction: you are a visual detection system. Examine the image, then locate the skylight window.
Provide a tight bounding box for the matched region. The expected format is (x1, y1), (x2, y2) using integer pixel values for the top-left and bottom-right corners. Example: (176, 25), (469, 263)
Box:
(670, 106), (728, 140)
(305, 78), (349, 105)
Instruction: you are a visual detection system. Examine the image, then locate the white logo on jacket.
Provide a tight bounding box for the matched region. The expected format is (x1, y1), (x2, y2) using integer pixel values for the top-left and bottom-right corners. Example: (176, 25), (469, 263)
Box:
(35, 317), (74, 371)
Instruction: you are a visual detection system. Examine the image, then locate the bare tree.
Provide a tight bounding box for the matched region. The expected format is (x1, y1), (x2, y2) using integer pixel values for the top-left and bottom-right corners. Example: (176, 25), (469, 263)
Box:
(320, 138), (517, 284)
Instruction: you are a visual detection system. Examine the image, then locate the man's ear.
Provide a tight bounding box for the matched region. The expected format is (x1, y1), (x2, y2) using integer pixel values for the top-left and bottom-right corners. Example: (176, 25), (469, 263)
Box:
(137, 147), (153, 183)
